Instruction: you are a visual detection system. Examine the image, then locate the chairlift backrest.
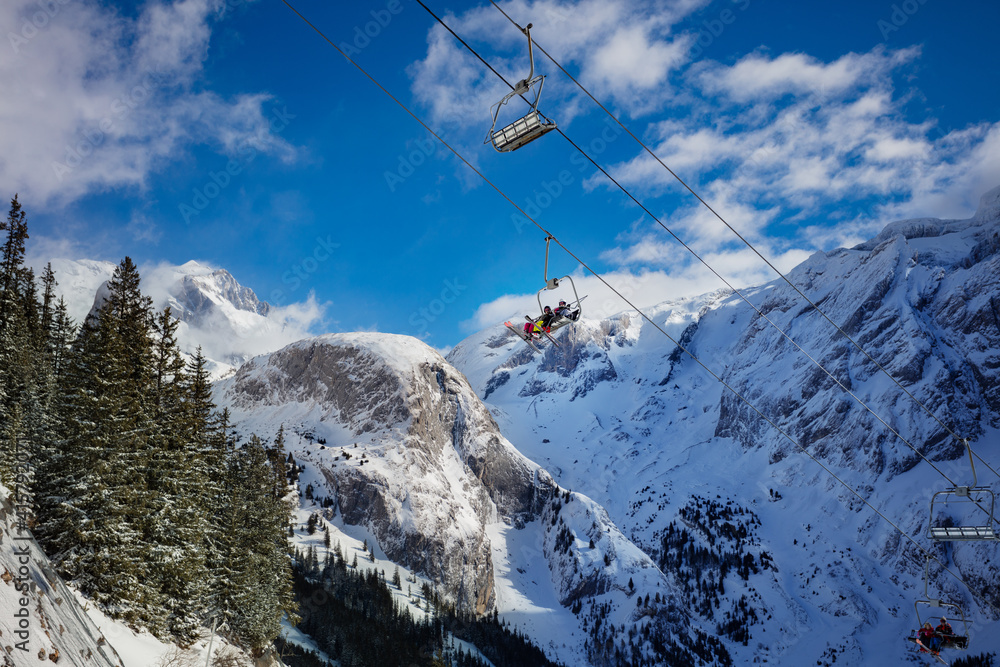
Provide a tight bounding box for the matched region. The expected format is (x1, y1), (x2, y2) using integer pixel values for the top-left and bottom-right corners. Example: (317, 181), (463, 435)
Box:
(536, 277), (583, 331)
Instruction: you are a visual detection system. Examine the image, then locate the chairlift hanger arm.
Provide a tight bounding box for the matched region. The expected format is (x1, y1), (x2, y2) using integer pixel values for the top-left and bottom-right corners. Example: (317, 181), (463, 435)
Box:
(543, 235), (558, 288)
(521, 23), (535, 88)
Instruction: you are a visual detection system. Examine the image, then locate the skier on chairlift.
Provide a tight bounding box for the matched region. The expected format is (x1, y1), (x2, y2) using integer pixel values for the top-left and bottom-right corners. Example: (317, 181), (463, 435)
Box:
(524, 305), (555, 340)
(554, 299), (580, 322)
(935, 618), (953, 649)
(918, 623), (938, 654)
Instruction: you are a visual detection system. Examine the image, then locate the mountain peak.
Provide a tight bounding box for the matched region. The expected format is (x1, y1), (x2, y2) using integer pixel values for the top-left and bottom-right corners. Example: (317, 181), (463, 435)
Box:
(47, 258), (312, 377)
(974, 182), (1000, 223)
(175, 259), (216, 275)
(175, 267), (271, 318)
(853, 182), (1000, 252)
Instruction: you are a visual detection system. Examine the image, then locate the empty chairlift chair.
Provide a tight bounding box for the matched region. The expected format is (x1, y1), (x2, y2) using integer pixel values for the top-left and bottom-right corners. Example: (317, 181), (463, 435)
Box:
(485, 23), (557, 153)
(926, 439), (998, 542)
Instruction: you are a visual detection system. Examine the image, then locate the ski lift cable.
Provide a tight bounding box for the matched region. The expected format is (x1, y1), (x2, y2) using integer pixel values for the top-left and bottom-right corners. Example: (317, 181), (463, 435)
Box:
(487, 0), (1000, 486)
(411, 0), (1000, 517)
(278, 0), (990, 612)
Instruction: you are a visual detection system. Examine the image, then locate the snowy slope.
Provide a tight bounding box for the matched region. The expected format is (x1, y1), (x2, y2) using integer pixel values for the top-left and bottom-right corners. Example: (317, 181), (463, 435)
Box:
(213, 332), (706, 665)
(0, 485), (124, 667)
(447, 185), (1000, 665)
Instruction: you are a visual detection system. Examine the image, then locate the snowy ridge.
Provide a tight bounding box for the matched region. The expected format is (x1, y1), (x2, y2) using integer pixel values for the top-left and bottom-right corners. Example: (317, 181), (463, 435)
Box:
(446, 185), (1000, 664)
(47, 258), (118, 326)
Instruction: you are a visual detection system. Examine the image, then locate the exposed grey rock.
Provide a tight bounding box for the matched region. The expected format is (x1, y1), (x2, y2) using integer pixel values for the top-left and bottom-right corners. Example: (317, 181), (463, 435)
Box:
(219, 334), (566, 613)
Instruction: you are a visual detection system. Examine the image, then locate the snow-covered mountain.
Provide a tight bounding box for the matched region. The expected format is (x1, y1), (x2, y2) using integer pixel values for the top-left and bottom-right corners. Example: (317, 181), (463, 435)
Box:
(443, 185), (1000, 664)
(47, 259), (315, 378)
(212, 332), (704, 665)
(33, 186), (1000, 665)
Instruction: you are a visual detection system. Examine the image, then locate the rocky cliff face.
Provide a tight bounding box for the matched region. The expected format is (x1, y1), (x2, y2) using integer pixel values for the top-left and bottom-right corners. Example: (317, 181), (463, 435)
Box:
(214, 333), (667, 617)
(712, 188), (1000, 475)
(170, 267), (271, 320)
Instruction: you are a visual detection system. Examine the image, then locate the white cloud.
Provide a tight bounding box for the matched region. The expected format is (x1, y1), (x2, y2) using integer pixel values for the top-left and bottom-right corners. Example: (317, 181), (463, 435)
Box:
(590, 44), (999, 266)
(697, 48), (920, 102)
(409, 0), (709, 127)
(0, 0), (296, 207)
(864, 136), (930, 162)
(219, 292), (328, 360)
(584, 25), (690, 96)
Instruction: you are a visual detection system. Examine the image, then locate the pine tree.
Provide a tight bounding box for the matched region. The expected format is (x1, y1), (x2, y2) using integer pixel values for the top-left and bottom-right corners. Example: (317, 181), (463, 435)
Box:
(39, 263), (56, 333)
(145, 307), (210, 642)
(221, 434), (298, 654)
(0, 195), (36, 487)
(36, 311), (159, 626)
(0, 194), (29, 332)
(204, 406), (238, 633)
(36, 259), (162, 630)
(267, 424), (290, 498)
(104, 257), (154, 385)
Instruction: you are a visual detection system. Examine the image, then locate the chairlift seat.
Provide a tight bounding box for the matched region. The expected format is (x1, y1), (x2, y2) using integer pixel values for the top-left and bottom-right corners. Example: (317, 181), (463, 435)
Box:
(490, 110), (557, 152)
(927, 486), (997, 542)
(914, 596), (970, 653)
(928, 525), (997, 541)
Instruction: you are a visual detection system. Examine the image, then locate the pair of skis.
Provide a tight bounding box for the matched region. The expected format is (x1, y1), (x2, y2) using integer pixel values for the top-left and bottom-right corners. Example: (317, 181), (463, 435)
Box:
(504, 316), (559, 353)
(909, 637), (948, 665)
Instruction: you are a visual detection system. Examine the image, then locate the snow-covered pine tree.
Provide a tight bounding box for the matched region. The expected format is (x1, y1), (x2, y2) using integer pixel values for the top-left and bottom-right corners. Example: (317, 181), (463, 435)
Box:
(22, 278), (75, 525)
(36, 258), (163, 630)
(268, 424), (290, 496)
(36, 310), (160, 627)
(221, 434), (298, 654)
(145, 307), (210, 643)
(0, 195), (37, 488)
(204, 404), (237, 627)
(0, 195), (29, 333)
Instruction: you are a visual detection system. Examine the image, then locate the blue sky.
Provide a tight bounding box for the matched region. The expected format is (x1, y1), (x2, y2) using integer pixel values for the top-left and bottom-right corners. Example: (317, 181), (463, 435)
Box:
(4, 0), (999, 350)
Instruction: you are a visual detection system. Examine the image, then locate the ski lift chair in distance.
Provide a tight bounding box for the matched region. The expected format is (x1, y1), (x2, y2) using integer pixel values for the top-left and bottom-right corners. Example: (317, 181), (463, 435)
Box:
(536, 235), (585, 333)
(909, 558), (970, 654)
(485, 23), (557, 153)
(927, 439), (998, 542)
